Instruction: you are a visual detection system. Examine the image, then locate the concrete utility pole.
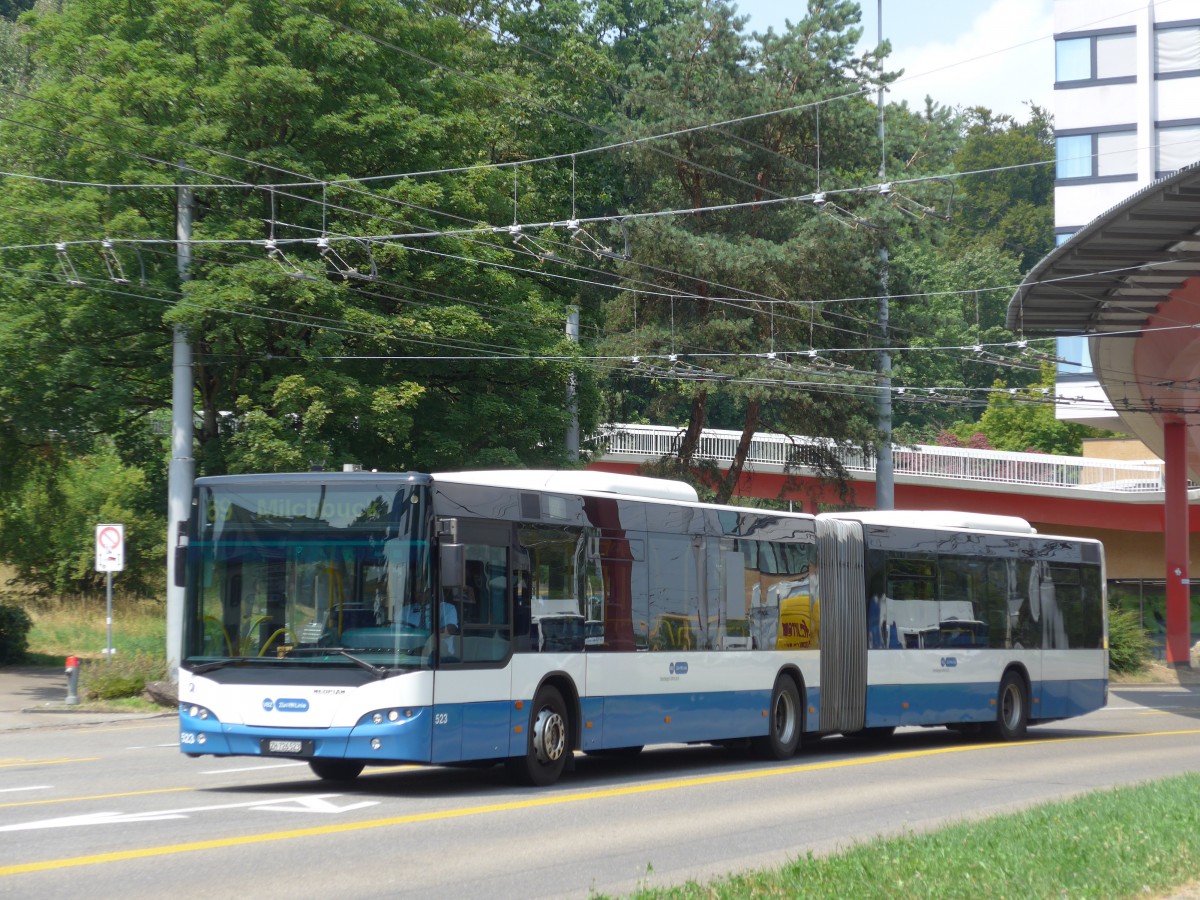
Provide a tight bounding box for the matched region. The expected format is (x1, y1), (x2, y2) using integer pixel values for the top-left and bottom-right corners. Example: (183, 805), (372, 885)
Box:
(566, 305), (580, 460)
(875, 0), (895, 511)
(165, 185), (195, 681)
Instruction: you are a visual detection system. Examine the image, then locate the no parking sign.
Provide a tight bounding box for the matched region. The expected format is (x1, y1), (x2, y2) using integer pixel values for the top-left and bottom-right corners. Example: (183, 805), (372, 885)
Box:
(95, 524), (125, 573)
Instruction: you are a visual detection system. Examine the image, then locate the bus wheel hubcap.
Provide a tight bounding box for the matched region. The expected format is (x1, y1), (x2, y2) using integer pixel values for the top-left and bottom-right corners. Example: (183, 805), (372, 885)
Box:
(533, 707), (566, 764)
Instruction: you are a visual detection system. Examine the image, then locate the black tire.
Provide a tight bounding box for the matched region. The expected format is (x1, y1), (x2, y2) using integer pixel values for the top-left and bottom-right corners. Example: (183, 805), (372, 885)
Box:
(308, 759), (365, 781)
(506, 686), (570, 786)
(986, 670), (1029, 742)
(754, 676), (802, 760)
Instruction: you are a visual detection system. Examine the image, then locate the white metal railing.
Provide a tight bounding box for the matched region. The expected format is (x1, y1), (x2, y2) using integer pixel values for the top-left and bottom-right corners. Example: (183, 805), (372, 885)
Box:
(596, 424), (1169, 493)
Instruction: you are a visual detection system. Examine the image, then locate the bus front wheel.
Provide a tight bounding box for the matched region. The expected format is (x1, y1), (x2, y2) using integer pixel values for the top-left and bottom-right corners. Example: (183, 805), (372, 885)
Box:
(986, 671), (1029, 742)
(755, 676), (802, 760)
(507, 686), (569, 786)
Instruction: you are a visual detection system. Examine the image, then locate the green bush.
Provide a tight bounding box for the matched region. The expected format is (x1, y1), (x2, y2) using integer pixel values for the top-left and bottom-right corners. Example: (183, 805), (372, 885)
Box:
(1108, 602), (1153, 674)
(0, 602), (32, 663)
(81, 651), (166, 700)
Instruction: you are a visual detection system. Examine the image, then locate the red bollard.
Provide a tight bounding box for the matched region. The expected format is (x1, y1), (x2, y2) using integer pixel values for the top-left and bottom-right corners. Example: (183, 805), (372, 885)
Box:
(65, 656), (80, 706)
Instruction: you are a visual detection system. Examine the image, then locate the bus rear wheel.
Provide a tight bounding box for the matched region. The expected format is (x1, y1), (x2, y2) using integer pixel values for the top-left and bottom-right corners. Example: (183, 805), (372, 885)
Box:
(985, 670), (1029, 742)
(308, 759), (364, 782)
(507, 686), (570, 786)
(754, 676), (802, 760)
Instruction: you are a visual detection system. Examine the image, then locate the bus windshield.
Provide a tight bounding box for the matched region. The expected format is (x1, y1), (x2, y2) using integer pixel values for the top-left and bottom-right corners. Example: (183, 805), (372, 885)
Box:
(183, 480), (434, 671)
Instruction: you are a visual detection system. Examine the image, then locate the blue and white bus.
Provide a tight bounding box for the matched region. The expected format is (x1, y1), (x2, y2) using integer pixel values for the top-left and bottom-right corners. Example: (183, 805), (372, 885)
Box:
(177, 469), (1108, 784)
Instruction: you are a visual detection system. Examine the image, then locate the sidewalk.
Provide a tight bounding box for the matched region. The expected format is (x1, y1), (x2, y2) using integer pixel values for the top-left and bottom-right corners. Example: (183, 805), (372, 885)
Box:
(0, 665), (172, 731)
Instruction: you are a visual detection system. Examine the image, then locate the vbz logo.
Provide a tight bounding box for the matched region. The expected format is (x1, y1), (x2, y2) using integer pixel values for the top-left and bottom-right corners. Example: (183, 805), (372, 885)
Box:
(939, 657), (958, 669)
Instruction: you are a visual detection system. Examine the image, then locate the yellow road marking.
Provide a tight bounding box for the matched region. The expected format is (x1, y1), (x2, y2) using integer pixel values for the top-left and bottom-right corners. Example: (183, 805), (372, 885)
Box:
(3, 727), (1199, 877)
(0, 757), (98, 769)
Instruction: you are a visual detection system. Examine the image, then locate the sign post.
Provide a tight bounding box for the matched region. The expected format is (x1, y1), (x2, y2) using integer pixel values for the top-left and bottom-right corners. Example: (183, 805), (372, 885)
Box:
(95, 524), (125, 663)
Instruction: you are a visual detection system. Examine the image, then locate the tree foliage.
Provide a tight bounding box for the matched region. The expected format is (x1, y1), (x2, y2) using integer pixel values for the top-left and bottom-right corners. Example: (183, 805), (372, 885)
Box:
(945, 367), (1108, 455)
(0, 0), (593, 481)
(0, 439), (163, 595)
(597, 0), (915, 501)
(0, 0), (1093, 595)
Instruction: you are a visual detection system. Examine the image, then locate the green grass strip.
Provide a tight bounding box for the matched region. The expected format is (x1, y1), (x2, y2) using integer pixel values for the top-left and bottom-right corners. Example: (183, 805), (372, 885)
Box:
(625, 773), (1200, 899)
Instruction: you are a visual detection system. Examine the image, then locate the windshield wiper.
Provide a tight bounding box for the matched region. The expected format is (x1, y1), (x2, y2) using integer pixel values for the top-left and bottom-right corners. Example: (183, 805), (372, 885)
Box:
(188, 657), (250, 674)
(333, 648), (389, 678)
(286, 646), (390, 678)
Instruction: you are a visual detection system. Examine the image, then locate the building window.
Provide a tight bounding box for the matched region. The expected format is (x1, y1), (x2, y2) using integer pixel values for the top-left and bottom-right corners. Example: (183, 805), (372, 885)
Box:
(1056, 37), (1091, 81)
(1055, 128), (1138, 181)
(1157, 122), (1200, 174)
(1055, 30), (1136, 85)
(1056, 134), (1092, 178)
(1056, 335), (1093, 377)
(1156, 24), (1200, 77)
(1055, 230), (1077, 247)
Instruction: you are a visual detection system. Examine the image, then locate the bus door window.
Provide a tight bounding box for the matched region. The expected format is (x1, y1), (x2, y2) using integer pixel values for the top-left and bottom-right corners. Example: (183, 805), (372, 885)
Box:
(883, 554), (937, 648)
(595, 536), (643, 652)
(443, 523), (511, 664)
(1009, 560), (1042, 649)
(1044, 563), (1079, 649)
(740, 539), (816, 651)
(517, 523), (586, 652)
(974, 559), (1009, 649)
(714, 537), (749, 649)
(776, 543), (818, 650)
(647, 532), (702, 651)
(576, 531), (605, 647)
(935, 555), (989, 648)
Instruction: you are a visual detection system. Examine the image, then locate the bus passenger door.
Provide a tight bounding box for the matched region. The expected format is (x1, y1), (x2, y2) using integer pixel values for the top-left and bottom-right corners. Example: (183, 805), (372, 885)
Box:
(431, 521), (513, 763)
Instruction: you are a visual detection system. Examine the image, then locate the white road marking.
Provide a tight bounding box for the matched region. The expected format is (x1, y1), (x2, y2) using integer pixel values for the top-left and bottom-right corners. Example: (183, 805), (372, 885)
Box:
(0, 793), (378, 832)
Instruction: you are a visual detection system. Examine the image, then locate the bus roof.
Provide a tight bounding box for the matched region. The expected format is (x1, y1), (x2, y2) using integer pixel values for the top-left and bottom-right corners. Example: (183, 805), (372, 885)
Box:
(822, 510), (1036, 534)
(433, 469), (699, 503)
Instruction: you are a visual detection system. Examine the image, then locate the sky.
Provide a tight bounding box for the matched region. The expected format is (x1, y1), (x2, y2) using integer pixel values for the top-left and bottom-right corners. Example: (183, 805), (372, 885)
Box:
(732, 0), (1055, 121)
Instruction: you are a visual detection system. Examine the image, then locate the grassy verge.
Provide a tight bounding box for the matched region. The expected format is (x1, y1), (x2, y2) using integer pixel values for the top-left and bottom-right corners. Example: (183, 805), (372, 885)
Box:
(24, 598), (168, 708)
(621, 773), (1200, 899)
(26, 596), (166, 661)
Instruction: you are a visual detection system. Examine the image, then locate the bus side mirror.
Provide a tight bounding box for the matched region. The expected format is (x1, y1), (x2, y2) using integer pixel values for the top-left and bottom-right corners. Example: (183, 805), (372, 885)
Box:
(440, 543), (465, 589)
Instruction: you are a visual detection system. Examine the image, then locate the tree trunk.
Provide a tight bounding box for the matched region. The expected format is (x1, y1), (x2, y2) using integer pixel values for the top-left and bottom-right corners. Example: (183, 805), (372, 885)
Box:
(676, 388), (708, 464)
(715, 399), (759, 505)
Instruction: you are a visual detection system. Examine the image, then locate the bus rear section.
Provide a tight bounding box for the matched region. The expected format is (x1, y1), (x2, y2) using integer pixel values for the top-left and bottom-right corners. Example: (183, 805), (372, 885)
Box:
(819, 512), (1108, 741)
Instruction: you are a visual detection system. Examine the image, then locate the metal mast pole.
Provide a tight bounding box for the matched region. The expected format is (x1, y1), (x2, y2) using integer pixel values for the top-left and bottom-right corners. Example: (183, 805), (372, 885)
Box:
(875, 0), (895, 510)
(566, 305), (580, 460)
(166, 185), (195, 680)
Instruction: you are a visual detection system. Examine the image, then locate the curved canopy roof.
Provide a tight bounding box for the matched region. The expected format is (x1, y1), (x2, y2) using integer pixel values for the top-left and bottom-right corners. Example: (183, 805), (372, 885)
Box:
(1007, 161), (1200, 477)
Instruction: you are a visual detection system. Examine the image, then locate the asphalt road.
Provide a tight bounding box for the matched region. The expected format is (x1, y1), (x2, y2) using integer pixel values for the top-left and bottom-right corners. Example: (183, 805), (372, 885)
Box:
(1, 679), (1198, 898)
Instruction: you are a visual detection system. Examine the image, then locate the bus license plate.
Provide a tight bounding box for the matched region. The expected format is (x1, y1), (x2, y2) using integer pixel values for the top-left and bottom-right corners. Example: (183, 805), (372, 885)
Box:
(264, 739), (307, 755)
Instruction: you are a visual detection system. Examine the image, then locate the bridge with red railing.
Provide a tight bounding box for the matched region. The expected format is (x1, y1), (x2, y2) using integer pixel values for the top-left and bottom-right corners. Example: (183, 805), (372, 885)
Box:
(589, 424), (1200, 534)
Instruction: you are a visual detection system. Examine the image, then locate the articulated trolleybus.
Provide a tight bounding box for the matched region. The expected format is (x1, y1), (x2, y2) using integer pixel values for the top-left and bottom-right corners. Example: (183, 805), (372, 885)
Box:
(178, 469), (1107, 784)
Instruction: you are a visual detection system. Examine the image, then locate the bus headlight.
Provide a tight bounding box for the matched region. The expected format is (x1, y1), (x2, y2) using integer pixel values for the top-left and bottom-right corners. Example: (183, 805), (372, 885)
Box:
(360, 708), (411, 727)
(183, 704), (213, 721)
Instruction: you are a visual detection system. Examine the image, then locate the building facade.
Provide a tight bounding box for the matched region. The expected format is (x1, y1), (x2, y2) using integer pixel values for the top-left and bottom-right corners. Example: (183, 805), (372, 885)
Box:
(1053, 0), (1200, 429)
